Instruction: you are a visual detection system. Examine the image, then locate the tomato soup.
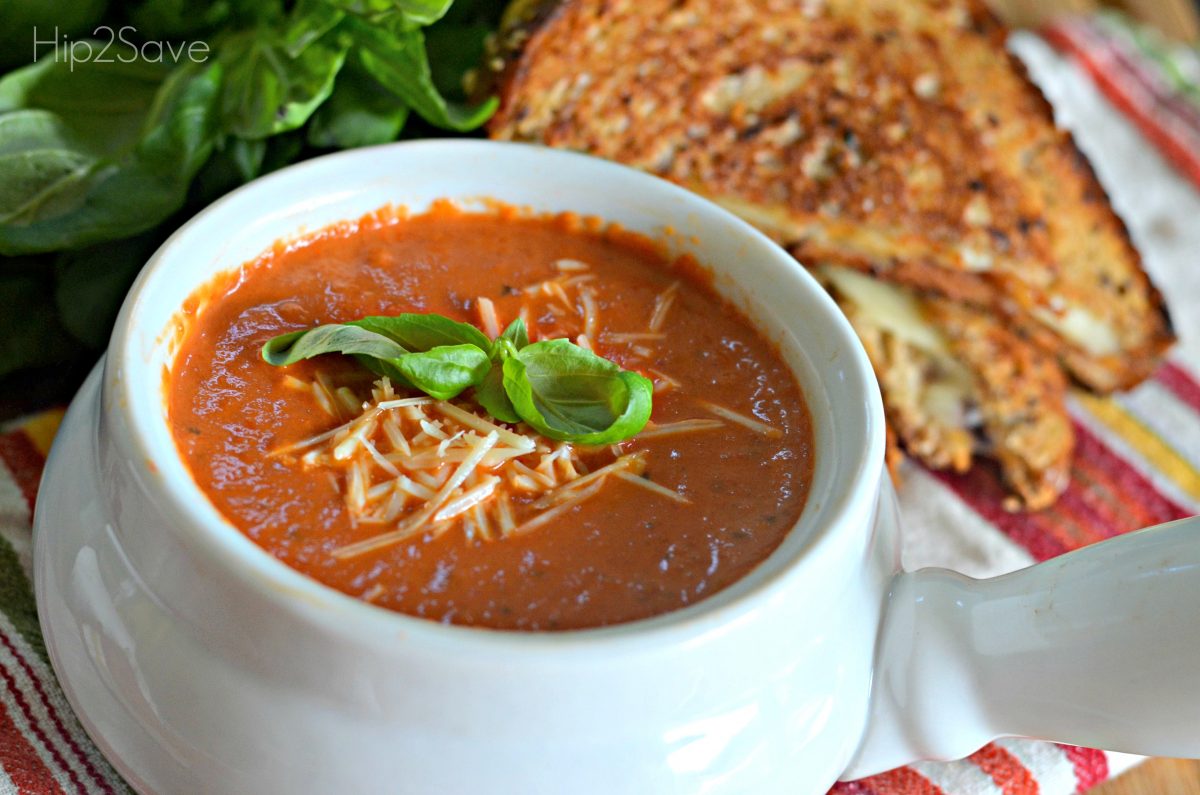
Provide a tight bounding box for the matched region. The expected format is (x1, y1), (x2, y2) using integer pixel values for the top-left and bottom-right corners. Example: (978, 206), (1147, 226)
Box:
(168, 205), (813, 630)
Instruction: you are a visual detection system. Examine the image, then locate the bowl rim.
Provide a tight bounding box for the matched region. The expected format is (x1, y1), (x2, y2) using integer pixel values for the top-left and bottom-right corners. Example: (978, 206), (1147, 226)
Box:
(107, 139), (886, 655)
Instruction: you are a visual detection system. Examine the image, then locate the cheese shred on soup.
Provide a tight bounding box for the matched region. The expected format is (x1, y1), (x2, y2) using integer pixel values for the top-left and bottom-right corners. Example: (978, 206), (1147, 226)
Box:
(168, 204), (814, 630)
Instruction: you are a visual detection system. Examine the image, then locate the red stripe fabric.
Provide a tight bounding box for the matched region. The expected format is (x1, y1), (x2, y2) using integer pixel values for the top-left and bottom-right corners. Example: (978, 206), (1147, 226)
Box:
(1155, 362), (1200, 414)
(936, 421), (1188, 560)
(1067, 22), (1200, 130)
(1069, 424), (1189, 529)
(932, 461), (1071, 561)
(0, 660), (68, 795)
(1043, 23), (1200, 190)
(0, 631), (112, 795)
(1059, 746), (1109, 792)
(971, 743), (1041, 795)
(0, 431), (45, 514)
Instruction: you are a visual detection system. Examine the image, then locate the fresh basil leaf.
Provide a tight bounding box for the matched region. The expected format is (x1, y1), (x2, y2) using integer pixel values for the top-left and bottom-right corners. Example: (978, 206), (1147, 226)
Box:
(497, 317), (528, 351)
(0, 273), (76, 378)
(327, 0), (454, 26)
(0, 58), (222, 254)
(425, 18), (492, 100)
(0, 0), (107, 72)
(0, 49), (169, 237)
(282, 0), (346, 58)
(350, 313), (490, 352)
(259, 128), (306, 173)
(502, 340), (653, 444)
(190, 135), (267, 203)
(0, 47), (171, 158)
(491, 338), (519, 362)
(0, 111), (99, 225)
(307, 57), (409, 149)
(474, 364), (519, 424)
(262, 323), (408, 366)
(394, 344), (489, 400)
(218, 27), (348, 139)
(222, 136), (268, 182)
(346, 17), (497, 131)
(126, 0), (238, 41)
(53, 231), (160, 348)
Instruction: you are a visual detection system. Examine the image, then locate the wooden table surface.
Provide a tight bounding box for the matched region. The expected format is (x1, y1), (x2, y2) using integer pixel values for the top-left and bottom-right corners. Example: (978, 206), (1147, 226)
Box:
(1095, 759), (1200, 794)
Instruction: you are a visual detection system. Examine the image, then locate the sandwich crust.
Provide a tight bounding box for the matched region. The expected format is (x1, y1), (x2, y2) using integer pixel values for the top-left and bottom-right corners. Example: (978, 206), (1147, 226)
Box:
(822, 268), (1073, 510)
(487, 0), (1174, 393)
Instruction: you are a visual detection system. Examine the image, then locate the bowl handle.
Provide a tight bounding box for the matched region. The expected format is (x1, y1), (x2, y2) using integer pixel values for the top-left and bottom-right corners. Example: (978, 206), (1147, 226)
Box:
(843, 514), (1200, 779)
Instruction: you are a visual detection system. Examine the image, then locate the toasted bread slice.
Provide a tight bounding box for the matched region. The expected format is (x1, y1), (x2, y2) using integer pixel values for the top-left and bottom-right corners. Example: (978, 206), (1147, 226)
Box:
(486, 0), (1174, 392)
(822, 267), (1073, 510)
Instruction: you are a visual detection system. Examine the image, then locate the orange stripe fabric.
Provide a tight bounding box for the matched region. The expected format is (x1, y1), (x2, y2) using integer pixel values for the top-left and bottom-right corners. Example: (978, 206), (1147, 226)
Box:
(970, 744), (1040, 795)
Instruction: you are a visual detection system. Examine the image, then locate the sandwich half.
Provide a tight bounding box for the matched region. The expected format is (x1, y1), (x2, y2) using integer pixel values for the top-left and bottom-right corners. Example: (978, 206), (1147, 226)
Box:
(483, 0), (1172, 507)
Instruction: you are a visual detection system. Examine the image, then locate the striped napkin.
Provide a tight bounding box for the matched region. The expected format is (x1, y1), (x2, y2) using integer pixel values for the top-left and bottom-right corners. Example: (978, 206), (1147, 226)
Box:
(1, 14), (1198, 794)
(830, 17), (1200, 795)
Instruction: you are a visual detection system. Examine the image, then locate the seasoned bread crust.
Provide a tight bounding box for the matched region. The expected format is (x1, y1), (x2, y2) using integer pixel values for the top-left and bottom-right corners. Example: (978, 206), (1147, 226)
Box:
(824, 271), (1073, 510)
(487, 0), (1174, 393)
(926, 298), (1074, 510)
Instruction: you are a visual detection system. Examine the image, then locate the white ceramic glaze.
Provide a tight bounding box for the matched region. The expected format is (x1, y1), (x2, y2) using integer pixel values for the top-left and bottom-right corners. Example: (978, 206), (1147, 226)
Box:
(32, 141), (1200, 794)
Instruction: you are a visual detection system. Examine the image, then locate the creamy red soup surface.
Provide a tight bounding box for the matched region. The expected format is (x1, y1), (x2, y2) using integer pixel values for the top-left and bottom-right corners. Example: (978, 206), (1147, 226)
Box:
(168, 203), (814, 630)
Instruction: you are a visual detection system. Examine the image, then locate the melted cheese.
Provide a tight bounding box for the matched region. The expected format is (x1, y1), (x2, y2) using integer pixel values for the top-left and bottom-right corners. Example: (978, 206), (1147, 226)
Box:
(1033, 305), (1120, 357)
(820, 265), (948, 355)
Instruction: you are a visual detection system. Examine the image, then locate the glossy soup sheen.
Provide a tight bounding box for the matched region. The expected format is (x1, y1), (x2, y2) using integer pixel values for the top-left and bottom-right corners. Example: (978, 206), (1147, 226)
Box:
(169, 205), (813, 630)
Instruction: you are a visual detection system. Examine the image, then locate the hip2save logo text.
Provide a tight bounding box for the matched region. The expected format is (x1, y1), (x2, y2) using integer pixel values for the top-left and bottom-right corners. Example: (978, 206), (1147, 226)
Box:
(33, 26), (211, 70)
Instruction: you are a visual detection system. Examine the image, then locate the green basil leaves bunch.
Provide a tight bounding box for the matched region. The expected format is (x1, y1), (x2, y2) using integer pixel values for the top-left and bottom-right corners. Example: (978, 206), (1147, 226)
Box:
(262, 313), (654, 445)
(0, 0), (502, 382)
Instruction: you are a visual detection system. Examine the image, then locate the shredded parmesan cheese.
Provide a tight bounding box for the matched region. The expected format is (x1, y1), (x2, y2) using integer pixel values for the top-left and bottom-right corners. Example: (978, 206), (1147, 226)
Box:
(605, 332), (665, 342)
(332, 431), (500, 558)
(614, 470), (689, 503)
(532, 454), (645, 509)
(648, 368), (681, 394)
(649, 282), (680, 332)
(311, 380), (338, 418)
(699, 400), (783, 438)
(334, 386), (361, 416)
(580, 287), (599, 341)
(554, 258), (590, 271)
(477, 296), (500, 338)
(513, 480), (605, 536)
(433, 475), (501, 522)
(496, 493), (516, 535)
(276, 365), (649, 558)
(436, 401), (535, 451)
(636, 419), (724, 439)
